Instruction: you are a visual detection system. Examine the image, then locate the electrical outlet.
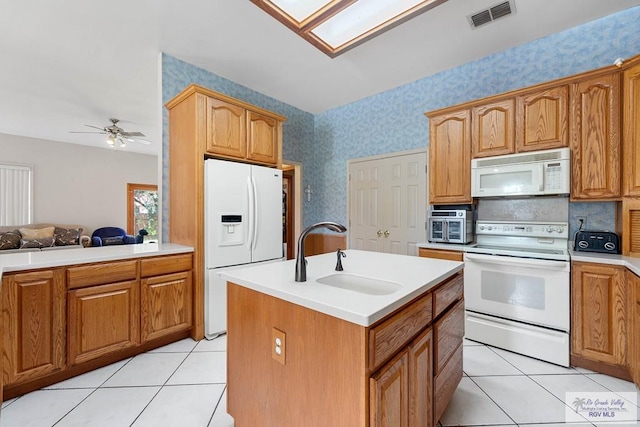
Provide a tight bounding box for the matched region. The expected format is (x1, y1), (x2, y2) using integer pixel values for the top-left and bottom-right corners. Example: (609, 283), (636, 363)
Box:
(577, 216), (588, 230)
(272, 327), (286, 365)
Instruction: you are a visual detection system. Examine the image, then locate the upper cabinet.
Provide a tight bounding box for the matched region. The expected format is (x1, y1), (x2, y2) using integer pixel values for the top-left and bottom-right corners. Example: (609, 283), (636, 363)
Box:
(471, 98), (515, 158)
(570, 71), (621, 200)
(205, 94), (282, 166)
(515, 85), (569, 152)
(428, 109), (472, 204)
(623, 60), (640, 197)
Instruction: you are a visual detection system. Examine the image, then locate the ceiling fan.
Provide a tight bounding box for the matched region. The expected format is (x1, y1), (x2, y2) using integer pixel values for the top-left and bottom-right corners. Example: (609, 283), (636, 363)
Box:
(70, 118), (150, 148)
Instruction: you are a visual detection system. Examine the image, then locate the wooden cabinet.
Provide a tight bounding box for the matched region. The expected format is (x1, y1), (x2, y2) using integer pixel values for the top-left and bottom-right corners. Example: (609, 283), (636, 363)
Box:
(140, 254), (193, 343)
(205, 98), (280, 165)
(167, 84), (286, 339)
(516, 85), (569, 152)
(67, 280), (140, 365)
(418, 247), (463, 262)
(623, 60), (640, 196)
(570, 71), (621, 200)
(2, 269), (66, 385)
(571, 262), (628, 378)
(2, 253), (194, 400)
(627, 270), (640, 387)
(472, 98), (515, 158)
(427, 109), (471, 204)
(206, 97), (247, 159)
(370, 327), (434, 427)
(371, 350), (409, 427)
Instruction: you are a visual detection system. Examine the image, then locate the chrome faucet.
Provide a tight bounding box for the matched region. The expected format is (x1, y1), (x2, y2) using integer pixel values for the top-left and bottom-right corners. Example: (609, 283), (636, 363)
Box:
(295, 222), (347, 282)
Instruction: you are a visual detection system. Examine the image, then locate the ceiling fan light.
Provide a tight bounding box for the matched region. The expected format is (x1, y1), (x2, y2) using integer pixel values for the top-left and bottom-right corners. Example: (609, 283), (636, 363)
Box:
(106, 135), (116, 146)
(119, 138), (126, 148)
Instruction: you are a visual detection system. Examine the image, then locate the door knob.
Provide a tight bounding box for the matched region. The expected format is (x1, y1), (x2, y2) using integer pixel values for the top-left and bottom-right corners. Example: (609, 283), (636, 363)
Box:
(384, 230), (390, 237)
(377, 230), (383, 237)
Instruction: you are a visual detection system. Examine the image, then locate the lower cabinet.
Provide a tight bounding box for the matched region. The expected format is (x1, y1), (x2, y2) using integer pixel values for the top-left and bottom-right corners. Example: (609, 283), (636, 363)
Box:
(2, 252), (193, 398)
(67, 280), (140, 365)
(571, 262), (628, 376)
(628, 270), (640, 387)
(370, 328), (433, 427)
(2, 269), (66, 385)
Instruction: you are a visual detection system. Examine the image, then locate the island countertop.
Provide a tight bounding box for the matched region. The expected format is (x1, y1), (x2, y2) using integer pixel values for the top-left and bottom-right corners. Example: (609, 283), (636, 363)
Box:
(219, 249), (463, 327)
(0, 243), (194, 280)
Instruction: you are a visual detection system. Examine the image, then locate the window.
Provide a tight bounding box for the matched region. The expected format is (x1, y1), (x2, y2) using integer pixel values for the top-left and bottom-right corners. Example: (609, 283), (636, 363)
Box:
(127, 183), (158, 242)
(0, 163), (33, 226)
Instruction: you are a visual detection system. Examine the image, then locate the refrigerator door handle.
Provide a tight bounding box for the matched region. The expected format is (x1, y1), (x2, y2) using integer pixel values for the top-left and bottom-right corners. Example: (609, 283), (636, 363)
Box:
(247, 177), (255, 250)
(251, 175), (258, 250)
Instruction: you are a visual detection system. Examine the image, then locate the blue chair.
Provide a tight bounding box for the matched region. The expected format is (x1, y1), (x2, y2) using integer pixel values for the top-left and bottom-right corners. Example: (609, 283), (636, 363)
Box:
(91, 227), (142, 247)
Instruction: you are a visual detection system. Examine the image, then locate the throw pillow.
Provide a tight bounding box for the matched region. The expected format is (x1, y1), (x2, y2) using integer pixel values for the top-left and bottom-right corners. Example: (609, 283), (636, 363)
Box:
(19, 226), (55, 240)
(20, 237), (55, 249)
(101, 236), (124, 245)
(54, 227), (83, 246)
(0, 229), (22, 250)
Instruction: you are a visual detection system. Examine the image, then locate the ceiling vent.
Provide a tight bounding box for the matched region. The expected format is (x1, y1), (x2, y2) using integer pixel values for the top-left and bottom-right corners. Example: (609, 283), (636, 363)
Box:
(468, 0), (516, 29)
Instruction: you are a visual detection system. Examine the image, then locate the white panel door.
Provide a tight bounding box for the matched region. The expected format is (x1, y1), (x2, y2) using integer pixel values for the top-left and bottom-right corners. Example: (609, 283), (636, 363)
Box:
(348, 151), (427, 255)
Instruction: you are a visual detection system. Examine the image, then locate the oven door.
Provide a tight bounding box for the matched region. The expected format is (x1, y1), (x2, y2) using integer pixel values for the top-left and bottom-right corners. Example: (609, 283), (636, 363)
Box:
(463, 252), (570, 331)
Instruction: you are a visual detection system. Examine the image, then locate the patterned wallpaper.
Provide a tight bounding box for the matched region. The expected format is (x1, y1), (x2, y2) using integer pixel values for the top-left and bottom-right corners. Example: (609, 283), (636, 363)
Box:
(162, 6), (640, 239)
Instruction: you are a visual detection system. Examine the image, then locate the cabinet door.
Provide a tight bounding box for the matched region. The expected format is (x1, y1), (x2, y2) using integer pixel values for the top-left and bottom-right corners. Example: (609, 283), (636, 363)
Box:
(428, 110), (471, 204)
(206, 97), (247, 159)
(67, 280), (139, 365)
(141, 271), (192, 343)
(246, 110), (278, 165)
(571, 262), (626, 367)
(472, 99), (515, 158)
(409, 328), (433, 427)
(570, 72), (621, 200)
(623, 61), (640, 196)
(516, 85), (569, 152)
(370, 351), (409, 427)
(3, 269), (65, 385)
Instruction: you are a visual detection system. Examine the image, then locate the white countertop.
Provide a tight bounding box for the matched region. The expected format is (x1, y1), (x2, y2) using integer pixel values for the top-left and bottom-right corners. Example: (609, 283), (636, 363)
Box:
(218, 249), (463, 327)
(0, 243), (194, 279)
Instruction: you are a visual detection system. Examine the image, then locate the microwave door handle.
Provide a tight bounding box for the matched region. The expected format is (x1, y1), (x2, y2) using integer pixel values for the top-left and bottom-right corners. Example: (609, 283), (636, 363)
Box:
(464, 253), (568, 270)
(443, 220), (448, 242)
(537, 164), (545, 191)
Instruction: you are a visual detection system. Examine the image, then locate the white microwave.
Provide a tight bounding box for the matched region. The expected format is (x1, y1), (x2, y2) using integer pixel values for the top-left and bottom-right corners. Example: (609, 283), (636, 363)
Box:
(471, 147), (570, 198)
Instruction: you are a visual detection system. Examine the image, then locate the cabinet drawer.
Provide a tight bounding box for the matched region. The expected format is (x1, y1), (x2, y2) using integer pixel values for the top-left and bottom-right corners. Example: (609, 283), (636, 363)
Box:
(418, 248), (463, 262)
(433, 272), (463, 319)
(140, 254), (193, 278)
(369, 294), (433, 371)
(67, 261), (138, 289)
(435, 299), (465, 375)
(434, 343), (463, 423)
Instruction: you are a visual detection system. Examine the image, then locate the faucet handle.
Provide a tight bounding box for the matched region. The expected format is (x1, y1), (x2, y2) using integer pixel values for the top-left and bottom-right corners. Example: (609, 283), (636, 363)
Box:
(335, 249), (346, 271)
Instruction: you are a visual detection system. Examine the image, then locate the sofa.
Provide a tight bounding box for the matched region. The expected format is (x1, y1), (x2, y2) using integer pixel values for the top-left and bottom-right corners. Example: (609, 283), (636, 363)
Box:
(0, 223), (91, 254)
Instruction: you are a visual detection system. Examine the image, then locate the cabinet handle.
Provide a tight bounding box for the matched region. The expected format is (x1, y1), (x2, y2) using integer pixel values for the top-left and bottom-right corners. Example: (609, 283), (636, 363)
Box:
(377, 230), (383, 237)
(384, 230), (390, 237)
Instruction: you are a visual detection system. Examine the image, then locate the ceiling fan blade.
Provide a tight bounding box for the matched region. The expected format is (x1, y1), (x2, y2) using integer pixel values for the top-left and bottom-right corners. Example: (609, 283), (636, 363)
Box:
(85, 124), (106, 131)
(121, 131), (146, 137)
(125, 137), (151, 145)
(69, 131), (107, 134)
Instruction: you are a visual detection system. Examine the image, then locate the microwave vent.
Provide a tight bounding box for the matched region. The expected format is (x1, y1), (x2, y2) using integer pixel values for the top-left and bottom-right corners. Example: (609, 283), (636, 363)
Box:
(468, 1), (516, 29)
(474, 148), (568, 168)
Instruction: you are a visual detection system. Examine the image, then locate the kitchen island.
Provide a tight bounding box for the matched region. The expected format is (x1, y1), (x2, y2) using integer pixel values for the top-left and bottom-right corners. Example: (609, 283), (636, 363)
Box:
(219, 250), (464, 427)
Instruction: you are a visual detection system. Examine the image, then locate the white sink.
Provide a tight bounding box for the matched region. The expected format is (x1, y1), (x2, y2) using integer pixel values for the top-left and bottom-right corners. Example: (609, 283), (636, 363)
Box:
(316, 273), (402, 295)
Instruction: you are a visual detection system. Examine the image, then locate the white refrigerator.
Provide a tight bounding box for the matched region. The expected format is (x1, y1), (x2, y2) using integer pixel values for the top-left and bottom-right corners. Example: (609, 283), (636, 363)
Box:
(204, 158), (283, 338)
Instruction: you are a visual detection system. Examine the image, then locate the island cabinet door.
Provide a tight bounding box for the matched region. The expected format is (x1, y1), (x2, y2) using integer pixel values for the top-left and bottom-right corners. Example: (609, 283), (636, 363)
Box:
(3, 269), (66, 386)
(370, 350), (409, 427)
(408, 328), (433, 427)
(67, 280), (140, 366)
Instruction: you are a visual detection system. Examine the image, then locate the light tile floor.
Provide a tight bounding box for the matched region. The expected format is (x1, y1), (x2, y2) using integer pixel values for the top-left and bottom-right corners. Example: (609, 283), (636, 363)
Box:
(1, 336), (638, 426)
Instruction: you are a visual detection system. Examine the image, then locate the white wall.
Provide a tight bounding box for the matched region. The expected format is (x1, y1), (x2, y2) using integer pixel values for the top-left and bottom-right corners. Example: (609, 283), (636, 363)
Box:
(0, 133), (157, 234)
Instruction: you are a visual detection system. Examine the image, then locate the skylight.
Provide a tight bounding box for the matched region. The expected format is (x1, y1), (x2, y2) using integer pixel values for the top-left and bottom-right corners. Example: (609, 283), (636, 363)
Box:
(251, 0), (448, 58)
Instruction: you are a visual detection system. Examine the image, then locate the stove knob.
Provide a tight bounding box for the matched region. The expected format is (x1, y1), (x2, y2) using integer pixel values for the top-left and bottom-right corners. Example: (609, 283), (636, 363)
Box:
(547, 226), (553, 233)
(557, 227), (564, 234)
(479, 225), (485, 231)
(487, 226), (493, 231)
